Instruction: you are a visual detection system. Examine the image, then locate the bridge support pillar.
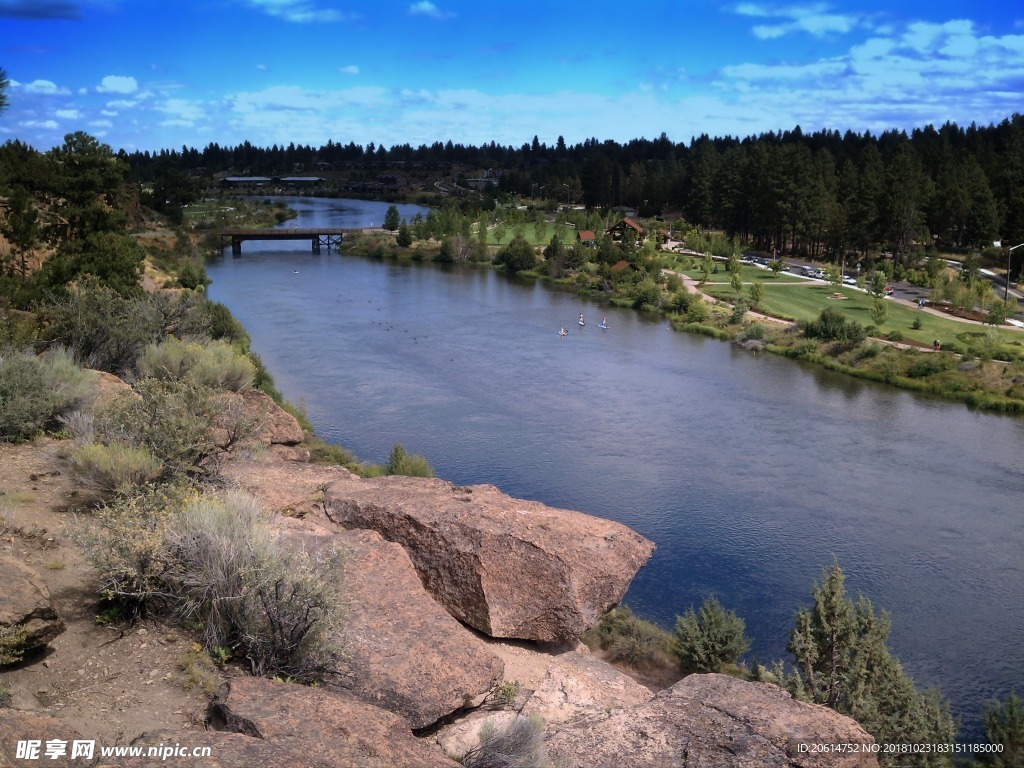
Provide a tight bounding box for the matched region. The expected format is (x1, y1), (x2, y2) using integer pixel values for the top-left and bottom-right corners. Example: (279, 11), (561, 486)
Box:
(231, 238), (242, 256)
(312, 237), (321, 254)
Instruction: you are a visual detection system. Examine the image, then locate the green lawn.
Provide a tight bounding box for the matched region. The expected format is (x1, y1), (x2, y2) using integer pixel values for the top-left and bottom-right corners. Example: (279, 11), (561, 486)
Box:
(483, 221), (579, 247)
(705, 282), (1024, 351)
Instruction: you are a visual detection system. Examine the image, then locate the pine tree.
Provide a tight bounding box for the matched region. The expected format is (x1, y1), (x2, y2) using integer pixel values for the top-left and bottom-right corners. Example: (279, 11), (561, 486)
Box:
(787, 561), (957, 767)
(981, 692), (1024, 767)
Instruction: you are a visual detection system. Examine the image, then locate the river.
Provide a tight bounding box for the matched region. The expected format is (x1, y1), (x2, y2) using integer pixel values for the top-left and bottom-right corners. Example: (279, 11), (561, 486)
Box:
(206, 197), (1024, 741)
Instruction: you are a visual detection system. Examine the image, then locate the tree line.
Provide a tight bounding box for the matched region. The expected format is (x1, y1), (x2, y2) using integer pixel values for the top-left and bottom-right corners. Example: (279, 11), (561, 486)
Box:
(116, 115), (1024, 271)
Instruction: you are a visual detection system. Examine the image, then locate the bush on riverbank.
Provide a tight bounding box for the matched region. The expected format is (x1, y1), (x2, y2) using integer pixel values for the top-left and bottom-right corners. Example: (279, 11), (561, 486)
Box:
(582, 605), (674, 673)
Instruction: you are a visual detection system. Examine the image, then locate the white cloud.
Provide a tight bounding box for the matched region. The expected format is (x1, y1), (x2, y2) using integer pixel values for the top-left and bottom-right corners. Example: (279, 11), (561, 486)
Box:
(100, 109), (118, 117)
(246, 0), (355, 23)
(155, 98), (207, 124)
(739, 3), (860, 39)
(106, 99), (138, 109)
(97, 75), (138, 94)
(21, 119), (59, 129)
(55, 108), (80, 119)
(408, 1), (453, 19)
(341, 65), (359, 75)
(735, 3), (770, 17)
(22, 79), (69, 95)
(89, 119), (113, 128)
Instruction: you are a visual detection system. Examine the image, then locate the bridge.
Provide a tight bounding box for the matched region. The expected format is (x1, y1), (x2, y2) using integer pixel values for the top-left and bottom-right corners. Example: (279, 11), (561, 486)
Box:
(215, 227), (356, 255)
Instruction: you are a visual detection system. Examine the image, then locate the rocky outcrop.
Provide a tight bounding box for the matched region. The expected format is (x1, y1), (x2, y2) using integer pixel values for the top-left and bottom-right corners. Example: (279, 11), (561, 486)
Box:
(0, 710), (88, 767)
(207, 675), (458, 768)
(0, 555), (66, 665)
(545, 673), (879, 768)
(322, 476), (655, 643)
(221, 457), (352, 519)
(273, 518), (504, 729)
(213, 390), (308, 461)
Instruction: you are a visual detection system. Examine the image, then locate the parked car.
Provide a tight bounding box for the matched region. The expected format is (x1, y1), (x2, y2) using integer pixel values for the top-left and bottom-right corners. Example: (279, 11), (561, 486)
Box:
(843, 275), (857, 285)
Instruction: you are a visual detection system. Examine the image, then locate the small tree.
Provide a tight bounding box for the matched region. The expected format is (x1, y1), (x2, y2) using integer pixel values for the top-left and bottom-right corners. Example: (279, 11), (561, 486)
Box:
(673, 596), (750, 673)
(382, 205), (400, 232)
(748, 279), (765, 308)
(396, 223), (413, 248)
(699, 254), (714, 284)
(870, 297), (889, 326)
(730, 269), (743, 296)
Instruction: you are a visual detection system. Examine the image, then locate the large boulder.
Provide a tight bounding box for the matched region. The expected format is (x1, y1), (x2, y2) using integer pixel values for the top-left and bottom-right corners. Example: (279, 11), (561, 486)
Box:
(274, 518), (504, 729)
(0, 555), (65, 665)
(545, 673), (879, 768)
(207, 675), (458, 768)
(323, 476), (655, 643)
(213, 390), (307, 460)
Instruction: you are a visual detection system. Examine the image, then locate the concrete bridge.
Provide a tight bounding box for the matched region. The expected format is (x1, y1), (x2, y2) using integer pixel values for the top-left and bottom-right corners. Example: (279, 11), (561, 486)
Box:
(215, 227), (355, 255)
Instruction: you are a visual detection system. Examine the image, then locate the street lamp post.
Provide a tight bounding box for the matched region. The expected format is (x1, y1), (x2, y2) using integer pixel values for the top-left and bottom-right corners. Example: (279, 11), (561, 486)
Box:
(995, 241), (1024, 301)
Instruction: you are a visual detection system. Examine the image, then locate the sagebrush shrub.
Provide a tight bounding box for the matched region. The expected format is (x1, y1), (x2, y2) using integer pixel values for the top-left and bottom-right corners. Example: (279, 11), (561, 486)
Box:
(84, 490), (346, 682)
(0, 347), (94, 441)
(137, 338), (253, 392)
(166, 492), (346, 681)
(460, 714), (547, 768)
(71, 442), (162, 493)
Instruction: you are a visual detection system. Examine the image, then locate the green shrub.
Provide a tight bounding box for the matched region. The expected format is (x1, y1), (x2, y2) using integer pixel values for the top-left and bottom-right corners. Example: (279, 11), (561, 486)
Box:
(0, 347), (94, 441)
(673, 596), (751, 673)
(803, 308), (867, 344)
(94, 377), (218, 479)
(460, 714), (547, 768)
(585, 605), (673, 672)
(177, 261), (209, 290)
(907, 355), (951, 379)
(43, 280), (164, 375)
(386, 443), (434, 477)
(730, 299), (749, 325)
(137, 338), (254, 392)
(743, 323), (766, 341)
(0, 624), (31, 665)
(888, 330), (904, 343)
(203, 301), (248, 346)
(71, 442), (162, 493)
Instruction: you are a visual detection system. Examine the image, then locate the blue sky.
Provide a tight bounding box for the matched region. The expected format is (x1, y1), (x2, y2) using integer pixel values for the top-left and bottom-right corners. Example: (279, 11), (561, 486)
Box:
(1, 0), (1023, 153)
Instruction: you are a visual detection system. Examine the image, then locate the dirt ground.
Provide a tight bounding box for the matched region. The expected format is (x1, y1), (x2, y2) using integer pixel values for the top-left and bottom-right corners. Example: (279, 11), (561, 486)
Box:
(0, 439), (213, 746)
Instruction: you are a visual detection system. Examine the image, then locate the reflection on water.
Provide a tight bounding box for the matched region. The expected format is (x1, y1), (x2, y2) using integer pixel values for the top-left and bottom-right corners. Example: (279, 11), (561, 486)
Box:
(207, 197), (1024, 740)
